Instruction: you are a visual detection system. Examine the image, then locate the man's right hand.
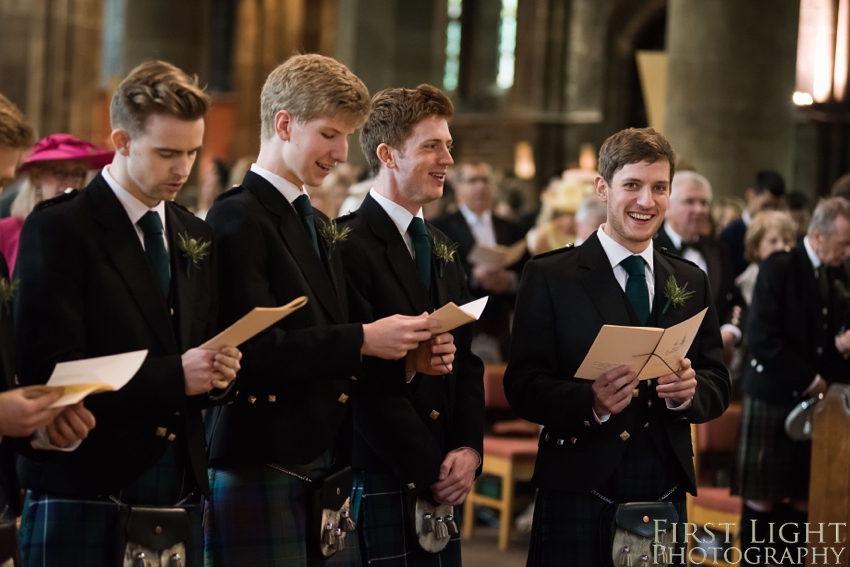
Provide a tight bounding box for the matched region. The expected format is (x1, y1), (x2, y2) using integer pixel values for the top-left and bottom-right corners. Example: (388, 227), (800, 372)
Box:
(182, 346), (242, 396)
(591, 365), (639, 417)
(0, 386), (65, 438)
(46, 402), (96, 448)
(362, 313), (439, 360)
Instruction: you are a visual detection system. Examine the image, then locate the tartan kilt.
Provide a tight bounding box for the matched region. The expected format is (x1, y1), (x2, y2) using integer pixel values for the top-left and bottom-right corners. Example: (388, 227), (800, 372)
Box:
(355, 471), (461, 567)
(731, 395), (810, 501)
(204, 464), (361, 567)
(527, 489), (686, 567)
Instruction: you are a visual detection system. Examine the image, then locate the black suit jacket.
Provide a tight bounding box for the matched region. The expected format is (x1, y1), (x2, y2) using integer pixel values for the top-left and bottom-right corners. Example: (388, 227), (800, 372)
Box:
(204, 171), (363, 466)
(0, 254), (20, 514)
(14, 173), (218, 497)
(504, 232), (730, 494)
(720, 218), (748, 277)
(743, 245), (849, 404)
(431, 210), (528, 337)
(336, 194), (485, 494)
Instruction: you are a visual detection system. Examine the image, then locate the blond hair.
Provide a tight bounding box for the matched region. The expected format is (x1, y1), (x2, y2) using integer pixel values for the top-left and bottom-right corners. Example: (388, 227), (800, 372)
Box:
(0, 93), (35, 150)
(260, 54), (371, 140)
(110, 60), (210, 136)
(744, 210), (795, 263)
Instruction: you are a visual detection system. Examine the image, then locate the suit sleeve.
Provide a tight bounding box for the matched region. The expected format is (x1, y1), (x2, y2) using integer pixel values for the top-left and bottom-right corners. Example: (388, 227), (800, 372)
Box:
(208, 199), (363, 390)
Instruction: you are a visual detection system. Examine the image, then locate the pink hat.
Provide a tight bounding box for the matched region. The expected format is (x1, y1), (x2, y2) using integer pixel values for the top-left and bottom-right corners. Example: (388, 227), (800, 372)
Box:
(19, 134), (114, 172)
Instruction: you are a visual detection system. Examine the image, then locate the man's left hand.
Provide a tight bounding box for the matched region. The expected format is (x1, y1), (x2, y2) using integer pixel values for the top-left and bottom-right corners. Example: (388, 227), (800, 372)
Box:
(46, 402), (96, 448)
(656, 358), (697, 406)
(430, 448), (479, 506)
(407, 333), (456, 376)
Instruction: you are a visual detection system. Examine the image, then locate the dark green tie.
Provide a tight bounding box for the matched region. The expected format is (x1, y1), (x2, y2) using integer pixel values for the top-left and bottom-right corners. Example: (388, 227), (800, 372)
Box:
(137, 211), (170, 298)
(621, 255), (650, 325)
(408, 217), (431, 291)
(293, 194), (320, 257)
(818, 264), (829, 298)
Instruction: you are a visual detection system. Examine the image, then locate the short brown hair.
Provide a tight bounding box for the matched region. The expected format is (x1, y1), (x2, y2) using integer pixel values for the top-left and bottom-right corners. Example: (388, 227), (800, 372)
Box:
(110, 60), (210, 136)
(744, 210), (796, 263)
(260, 54), (371, 140)
(598, 127), (676, 185)
(360, 84), (454, 176)
(0, 93), (35, 150)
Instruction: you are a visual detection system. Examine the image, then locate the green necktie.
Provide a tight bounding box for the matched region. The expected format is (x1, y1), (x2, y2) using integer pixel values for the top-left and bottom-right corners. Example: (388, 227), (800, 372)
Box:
(137, 211), (170, 298)
(408, 217), (432, 291)
(293, 194), (320, 257)
(621, 255), (650, 325)
(818, 264), (829, 298)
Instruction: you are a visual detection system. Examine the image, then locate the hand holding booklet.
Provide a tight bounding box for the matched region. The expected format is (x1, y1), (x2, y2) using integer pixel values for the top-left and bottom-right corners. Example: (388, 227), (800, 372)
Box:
(427, 296), (489, 335)
(467, 240), (527, 268)
(574, 308), (708, 380)
(40, 349), (149, 408)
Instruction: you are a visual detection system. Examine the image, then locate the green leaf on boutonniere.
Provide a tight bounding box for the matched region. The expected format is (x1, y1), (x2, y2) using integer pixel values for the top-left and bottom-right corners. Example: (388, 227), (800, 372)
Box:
(0, 277), (17, 319)
(662, 275), (695, 314)
(319, 219), (350, 259)
(178, 232), (211, 278)
(432, 239), (459, 278)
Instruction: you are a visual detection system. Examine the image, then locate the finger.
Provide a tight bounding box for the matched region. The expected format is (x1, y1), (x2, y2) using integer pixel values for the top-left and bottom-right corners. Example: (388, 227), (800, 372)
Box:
(54, 417), (76, 446)
(601, 365), (632, 383)
(61, 408), (90, 440)
(213, 361), (238, 380)
(75, 405), (96, 429)
(438, 455), (455, 481)
(215, 354), (241, 371)
(46, 422), (66, 447)
(218, 346), (242, 360)
(430, 342), (456, 355)
(211, 379), (230, 390)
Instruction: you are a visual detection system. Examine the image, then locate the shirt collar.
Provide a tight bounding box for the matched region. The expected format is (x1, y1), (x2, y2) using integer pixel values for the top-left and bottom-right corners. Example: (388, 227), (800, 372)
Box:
(458, 203), (491, 226)
(742, 210), (752, 226)
(597, 225), (655, 274)
(102, 166), (166, 227)
(803, 236), (821, 270)
(663, 222), (683, 250)
(250, 163), (307, 205)
(370, 188), (423, 236)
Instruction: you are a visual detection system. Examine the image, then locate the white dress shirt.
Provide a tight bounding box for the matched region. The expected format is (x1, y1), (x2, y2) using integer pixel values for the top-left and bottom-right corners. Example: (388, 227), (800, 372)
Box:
(458, 204), (497, 248)
(250, 163), (309, 207)
(663, 223), (707, 273)
(369, 188), (424, 259)
(102, 166), (168, 254)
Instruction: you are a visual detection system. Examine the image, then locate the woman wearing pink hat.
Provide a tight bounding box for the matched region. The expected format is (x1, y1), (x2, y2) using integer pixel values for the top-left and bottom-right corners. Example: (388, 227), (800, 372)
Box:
(0, 133), (113, 272)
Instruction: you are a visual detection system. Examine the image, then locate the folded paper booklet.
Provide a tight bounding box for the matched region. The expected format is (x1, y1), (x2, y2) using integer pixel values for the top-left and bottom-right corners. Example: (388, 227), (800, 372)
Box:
(574, 307), (708, 380)
(201, 296), (308, 350)
(467, 240), (527, 268)
(42, 349), (149, 408)
(427, 296), (489, 335)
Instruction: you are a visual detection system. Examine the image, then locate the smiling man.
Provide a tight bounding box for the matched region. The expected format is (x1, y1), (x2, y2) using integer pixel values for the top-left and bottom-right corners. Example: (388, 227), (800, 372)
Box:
(335, 84), (484, 567)
(504, 128), (730, 567)
(14, 60), (241, 567)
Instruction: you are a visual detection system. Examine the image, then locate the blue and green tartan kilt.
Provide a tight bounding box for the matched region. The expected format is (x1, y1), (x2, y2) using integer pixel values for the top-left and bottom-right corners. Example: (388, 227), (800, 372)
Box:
(204, 464), (361, 567)
(527, 489), (687, 567)
(354, 471), (461, 567)
(19, 442), (202, 567)
(731, 395), (810, 501)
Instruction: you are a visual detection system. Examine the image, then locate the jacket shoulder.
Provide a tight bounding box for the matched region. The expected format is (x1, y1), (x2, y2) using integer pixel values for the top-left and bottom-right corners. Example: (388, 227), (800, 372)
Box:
(33, 189), (80, 212)
(532, 242), (577, 261)
(658, 246), (701, 270)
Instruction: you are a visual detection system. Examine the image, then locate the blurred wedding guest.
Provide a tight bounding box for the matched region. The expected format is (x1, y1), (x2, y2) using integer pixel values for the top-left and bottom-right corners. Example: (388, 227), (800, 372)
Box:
(720, 170), (786, 276)
(0, 134), (113, 273)
(433, 159), (528, 362)
(732, 198), (850, 565)
(574, 195), (607, 245)
(735, 211), (796, 305)
(227, 155), (254, 189)
(786, 191), (811, 239)
(526, 169), (595, 255)
(338, 176), (374, 215)
(711, 196), (745, 235)
(196, 158), (229, 219)
(308, 166), (356, 218)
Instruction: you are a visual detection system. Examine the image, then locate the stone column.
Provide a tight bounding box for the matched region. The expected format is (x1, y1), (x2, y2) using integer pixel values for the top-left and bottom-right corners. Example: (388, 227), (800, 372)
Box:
(665, 0), (800, 196)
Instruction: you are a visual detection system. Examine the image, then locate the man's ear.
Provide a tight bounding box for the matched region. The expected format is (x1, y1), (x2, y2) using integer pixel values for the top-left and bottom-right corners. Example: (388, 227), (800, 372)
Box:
(275, 110), (294, 142)
(111, 129), (131, 156)
(377, 143), (396, 170)
(595, 176), (608, 203)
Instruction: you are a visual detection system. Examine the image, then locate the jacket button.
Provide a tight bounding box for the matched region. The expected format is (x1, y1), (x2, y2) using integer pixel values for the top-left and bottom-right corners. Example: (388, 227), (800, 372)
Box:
(350, 375), (357, 381)
(644, 422), (650, 429)
(583, 421), (591, 427)
(167, 433), (176, 441)
(407, 483), (416, 490)
(556, 438), (564, 445)
(620, 431), (630, 441)
(824, 307), (829, 315)
(751, 359), (757, 367)
(170, 308), (174, 316)
(268, 395), (276, 402)
(647, 400), (653, 408)
(247, 396), (257, 404)
(817, 347), (824, 355)
(338, 393), (349, 403)
(430, 410), (440, 420)
(156, 427), (167, 437)
(544, 434), (550, 441)
(756, 365), (763, 373)
(570, 437), (577, 444)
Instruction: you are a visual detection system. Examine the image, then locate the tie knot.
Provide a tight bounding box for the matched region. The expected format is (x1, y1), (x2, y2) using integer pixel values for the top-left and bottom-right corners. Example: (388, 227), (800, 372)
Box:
(620, 255), (646, 277)
(293, 194), (313, 218)
(408, 217), (428, 238)
(138, 211), (163, 236)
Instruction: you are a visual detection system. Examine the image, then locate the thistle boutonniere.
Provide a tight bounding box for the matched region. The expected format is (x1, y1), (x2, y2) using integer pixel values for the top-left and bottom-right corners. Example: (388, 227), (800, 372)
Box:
(319, 219), (350, 258)
(662, 275), (695, 314)
(0, 277), (17, 319)
(178, 232), (211, 278)
(432, 239), (459, 278)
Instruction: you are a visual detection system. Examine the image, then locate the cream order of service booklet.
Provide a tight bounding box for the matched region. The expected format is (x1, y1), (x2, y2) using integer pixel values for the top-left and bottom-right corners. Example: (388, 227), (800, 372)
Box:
(574, 307), (708, 380)
(427, 296), (489, 335)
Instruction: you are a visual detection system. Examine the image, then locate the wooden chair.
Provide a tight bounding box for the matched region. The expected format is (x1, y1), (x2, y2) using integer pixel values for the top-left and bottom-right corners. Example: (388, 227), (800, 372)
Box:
(461, 364), (538, 550)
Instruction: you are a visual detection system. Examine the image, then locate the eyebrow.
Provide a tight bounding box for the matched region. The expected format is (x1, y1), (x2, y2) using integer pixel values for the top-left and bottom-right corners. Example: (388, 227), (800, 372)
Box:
(155, 146), (203, 153)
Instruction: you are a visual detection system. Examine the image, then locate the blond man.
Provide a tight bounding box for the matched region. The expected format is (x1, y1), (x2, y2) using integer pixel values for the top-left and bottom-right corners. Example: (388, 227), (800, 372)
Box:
(15, 61), (241, 567)
(204, 54), (451, 567)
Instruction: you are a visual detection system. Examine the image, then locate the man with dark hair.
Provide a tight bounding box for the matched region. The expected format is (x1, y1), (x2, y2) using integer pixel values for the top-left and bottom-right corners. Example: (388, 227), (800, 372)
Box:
(786, 191), (811, 238)
(337, 84), (484, 567)
(505, 127), (730, 566)
(720, 170), (786, 276)
(432, 159), (527, 361)
(14, 60), (242, 566)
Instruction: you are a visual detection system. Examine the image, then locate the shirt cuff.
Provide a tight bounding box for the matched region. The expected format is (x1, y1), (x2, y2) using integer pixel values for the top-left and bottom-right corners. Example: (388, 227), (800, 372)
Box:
(720, 324), (742, 345)
(405, 371), (416, 384)
(453, 446), (482, 468)
(592, 408), (611, 423)
(30, 427), (82, 452)
(803, 375), (822, 396)
(666, 397), (693, 411)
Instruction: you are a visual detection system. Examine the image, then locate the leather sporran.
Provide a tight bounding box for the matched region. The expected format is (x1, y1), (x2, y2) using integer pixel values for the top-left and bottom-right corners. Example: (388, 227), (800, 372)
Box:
(313, 466), (356, 558)
(115, 506), (191, 567)
(409, 497), (458, 553)
(600, 502), (678, 567)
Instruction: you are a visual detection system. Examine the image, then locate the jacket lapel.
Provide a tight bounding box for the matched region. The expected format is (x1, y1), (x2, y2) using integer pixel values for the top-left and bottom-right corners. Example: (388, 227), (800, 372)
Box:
(165, 205), (198, 351)
(579, 232), (632, 326)
(653, 250), (687, 328)
(88, 176), (178, 353)
(243, 172), (344, 323)
(360, 194), (432, 314)
(700, 237), (723, 298)
(428, 222), (449, 309)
